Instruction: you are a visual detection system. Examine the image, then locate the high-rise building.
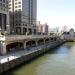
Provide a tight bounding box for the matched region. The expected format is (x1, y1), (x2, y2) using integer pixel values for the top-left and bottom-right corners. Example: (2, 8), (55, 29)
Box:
(9, 0), (37, 34)
(42, 23), (48, 33)
(61, 26), (67, 32)
(0, 0), (9, 32)
(36, 21), (49, 33)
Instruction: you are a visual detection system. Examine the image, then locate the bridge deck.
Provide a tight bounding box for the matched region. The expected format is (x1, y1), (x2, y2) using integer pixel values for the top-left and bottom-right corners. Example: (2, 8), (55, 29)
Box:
(0, 35), (57, 42)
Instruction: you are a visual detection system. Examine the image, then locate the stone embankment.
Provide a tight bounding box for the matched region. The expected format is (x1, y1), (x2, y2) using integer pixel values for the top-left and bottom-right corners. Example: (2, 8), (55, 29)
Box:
(0, 39), (65, 74)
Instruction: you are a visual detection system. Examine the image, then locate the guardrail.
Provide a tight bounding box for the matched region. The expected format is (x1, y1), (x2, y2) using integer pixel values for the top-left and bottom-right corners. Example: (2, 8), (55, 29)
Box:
(0, 35), (58, 41)
(0, 39), (63, 64)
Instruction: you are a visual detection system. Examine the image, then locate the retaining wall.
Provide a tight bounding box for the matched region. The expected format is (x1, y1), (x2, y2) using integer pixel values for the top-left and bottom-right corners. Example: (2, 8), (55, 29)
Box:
(0, 39), (65, 74)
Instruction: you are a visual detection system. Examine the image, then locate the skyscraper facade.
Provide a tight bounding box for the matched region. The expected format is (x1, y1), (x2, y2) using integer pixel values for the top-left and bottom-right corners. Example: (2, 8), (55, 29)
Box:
(9, 0), (37, 34)
(0, 0), (9, 32)
(36, 21), (49, 33)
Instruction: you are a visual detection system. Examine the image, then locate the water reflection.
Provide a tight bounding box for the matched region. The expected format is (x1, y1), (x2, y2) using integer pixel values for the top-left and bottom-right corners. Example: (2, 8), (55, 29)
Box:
(2, 42), (75, 75)
(48, 43), (73, 54)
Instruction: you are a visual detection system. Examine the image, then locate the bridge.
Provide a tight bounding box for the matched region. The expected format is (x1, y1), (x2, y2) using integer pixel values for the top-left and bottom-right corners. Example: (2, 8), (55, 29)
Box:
(0, 34), (60, 55)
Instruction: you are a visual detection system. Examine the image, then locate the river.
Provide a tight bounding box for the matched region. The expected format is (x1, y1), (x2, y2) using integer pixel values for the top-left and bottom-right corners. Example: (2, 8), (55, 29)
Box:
(2, 42), (75, 75)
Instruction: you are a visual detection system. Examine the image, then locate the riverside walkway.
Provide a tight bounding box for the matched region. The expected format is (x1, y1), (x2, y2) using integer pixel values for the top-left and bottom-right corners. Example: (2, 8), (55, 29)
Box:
(0, 35), (65, 74)
(0, 34), (59, 55)
(0, 43), (49, 64)
(0, 40), (62, 64)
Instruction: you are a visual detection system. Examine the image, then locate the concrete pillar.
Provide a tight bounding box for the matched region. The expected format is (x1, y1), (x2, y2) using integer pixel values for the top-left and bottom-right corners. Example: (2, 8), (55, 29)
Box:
(25, 28), (29, 35)
(6, 12), (10, 34)
(24, 41), (26, 49)
(2, 14), (4, 31)
(1, 42), (7, 55)
(32, 29), (34, 34)
(36, 41), (38, 46)
(6, 25), (10, 34)
(21, 27), (23, 34)
(0, 13), (2, 30)
(6, 12), (9, 25)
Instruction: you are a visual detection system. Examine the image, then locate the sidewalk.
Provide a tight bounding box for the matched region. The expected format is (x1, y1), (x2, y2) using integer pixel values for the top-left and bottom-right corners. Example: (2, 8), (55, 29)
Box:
(0, 44), (49, 64)
(0, 40), (63, 64)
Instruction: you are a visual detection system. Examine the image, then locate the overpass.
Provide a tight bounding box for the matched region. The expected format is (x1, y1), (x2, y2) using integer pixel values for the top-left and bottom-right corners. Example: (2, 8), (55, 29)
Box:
(0, 34), (59, 55)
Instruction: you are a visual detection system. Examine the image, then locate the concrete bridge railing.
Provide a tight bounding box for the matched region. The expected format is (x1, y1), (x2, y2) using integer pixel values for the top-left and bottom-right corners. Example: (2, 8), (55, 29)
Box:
(0, 34), (60, 55)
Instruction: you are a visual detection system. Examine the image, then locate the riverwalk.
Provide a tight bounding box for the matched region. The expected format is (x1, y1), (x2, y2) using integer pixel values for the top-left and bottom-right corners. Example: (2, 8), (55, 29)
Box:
(0, 40), (63, 64)
(0, 44), (47, 64)
(0, 39), (65, 74)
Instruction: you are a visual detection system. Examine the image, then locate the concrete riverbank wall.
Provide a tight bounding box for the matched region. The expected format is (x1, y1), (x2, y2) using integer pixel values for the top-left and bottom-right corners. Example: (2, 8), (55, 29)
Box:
(0, 39), (65, 74)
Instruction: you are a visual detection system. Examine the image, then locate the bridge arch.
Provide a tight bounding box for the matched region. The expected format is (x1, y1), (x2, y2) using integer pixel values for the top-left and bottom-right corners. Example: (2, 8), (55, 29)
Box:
(6, 42), (23, 52)
(26, 40), (36, 47)
(45, 38), (50, 43)
(50, 37), (55, 41)
(38, 39), (44, 45)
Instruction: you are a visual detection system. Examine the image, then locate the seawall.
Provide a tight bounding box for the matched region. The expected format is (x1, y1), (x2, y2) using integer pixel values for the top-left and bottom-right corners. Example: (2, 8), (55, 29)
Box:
(0, 39), (65, 74)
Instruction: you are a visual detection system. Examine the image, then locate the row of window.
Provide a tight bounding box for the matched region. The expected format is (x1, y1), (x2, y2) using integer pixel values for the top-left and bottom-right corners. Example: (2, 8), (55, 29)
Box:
(15, 23), (27, 26)
(15, 2), (21, 5)
(9, 0), (21, 10)
(0, 0), (8, 11)
(15, 24), (36, 28)
(16, 27), (36, 34)
(9, 0), (19, 2)
(15, 23), (35, 26)
(15, 5), (21, 8)
(0, 0), (8, 4)
(0, 7), (8, 11)
(0, 3), (8, 7)
(0, 3), (8, 11)
(9, 2), (21, 7)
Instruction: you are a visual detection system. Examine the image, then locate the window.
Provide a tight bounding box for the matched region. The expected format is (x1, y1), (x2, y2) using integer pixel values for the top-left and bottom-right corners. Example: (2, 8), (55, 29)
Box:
(15, 2), (17, 5)
(0, 3), (2, 6)
(18, 9), (21, 11)
(15, 6), (17, 8)
(0, 0), (2, 2)
(9, 4), (11, 6)
(18, 2), (21, 4)
(3, 0), (5, 3)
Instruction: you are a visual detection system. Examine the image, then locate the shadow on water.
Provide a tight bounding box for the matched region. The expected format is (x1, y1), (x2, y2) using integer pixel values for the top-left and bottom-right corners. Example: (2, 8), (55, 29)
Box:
(1, 71), (14, 75)
(47, 42), (73, 54)
(1, 52), (48, 75)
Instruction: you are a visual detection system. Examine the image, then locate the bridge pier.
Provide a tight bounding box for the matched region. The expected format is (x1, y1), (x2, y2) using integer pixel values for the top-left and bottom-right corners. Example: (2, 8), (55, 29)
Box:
(44, 39), (46, 45)
(0, 42), (7, 55)
(35, 40), (38, 46)
(0, 35), (60, 55)
(24, 41), (26, 49)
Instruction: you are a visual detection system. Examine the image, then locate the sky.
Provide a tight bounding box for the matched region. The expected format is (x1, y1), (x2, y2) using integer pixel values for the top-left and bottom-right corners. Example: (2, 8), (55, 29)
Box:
(37, 0), (75, 30)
